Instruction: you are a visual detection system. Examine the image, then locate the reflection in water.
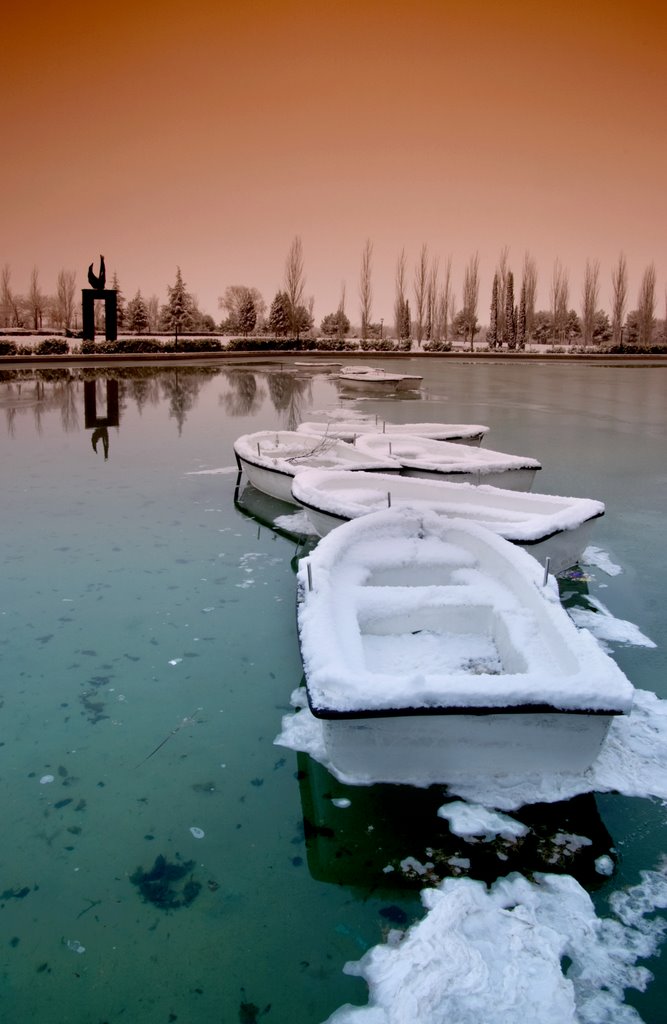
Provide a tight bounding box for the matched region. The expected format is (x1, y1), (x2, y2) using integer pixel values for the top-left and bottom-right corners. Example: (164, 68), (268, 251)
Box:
(220, 368), (267, 416)
(84, 379), (119, 460)
(220, 367), (312, 428)
(297, 752), (616, 895)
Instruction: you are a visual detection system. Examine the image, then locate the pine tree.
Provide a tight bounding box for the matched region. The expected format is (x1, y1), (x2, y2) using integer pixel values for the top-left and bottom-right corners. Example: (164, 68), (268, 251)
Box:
(127, 290), (150, 334)
(238, 293), (257, 335)
(487, 273), (499, 348)
(160, 267), (196, 341)
(111, 272), (126, 328)
(269, 291), (290, 336)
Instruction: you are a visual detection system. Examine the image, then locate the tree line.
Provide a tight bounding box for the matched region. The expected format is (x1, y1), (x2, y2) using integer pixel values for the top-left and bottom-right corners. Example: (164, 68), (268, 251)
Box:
(1, 240), (664, 348)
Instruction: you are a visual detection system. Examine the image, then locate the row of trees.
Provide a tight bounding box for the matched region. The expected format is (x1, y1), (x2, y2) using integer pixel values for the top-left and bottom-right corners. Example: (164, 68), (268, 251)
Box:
(2, 241), (664, 348)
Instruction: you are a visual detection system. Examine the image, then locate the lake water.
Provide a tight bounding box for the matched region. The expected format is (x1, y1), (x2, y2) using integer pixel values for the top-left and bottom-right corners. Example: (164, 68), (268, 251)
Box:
(1, 356), (666, 1023)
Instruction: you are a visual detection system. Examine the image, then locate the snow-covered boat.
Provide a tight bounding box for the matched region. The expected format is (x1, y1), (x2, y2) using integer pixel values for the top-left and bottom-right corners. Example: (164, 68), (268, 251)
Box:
(233, 430), (398, 504)
(297, 419), (489, 446)
(290, 469), (604, 574)
(337, 365), (423, 391)
(352, 433), (541, 490)
(296, 509), (634, 783)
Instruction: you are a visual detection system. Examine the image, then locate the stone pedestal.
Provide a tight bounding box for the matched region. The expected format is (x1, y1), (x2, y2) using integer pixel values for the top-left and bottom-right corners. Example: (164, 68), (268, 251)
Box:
(82, 288), (118, 341)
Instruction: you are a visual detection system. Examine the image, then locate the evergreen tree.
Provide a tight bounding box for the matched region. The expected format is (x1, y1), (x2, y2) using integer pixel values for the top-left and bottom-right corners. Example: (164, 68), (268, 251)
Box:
(127, 290), (150, 334)
(504, 270), (516, 348)
(268, 291), (291, 336)
(487, 273), (499, 348)
(160, 267), (196, 340)
(238, 293), (257, 335)
(111, 272), (126, 328)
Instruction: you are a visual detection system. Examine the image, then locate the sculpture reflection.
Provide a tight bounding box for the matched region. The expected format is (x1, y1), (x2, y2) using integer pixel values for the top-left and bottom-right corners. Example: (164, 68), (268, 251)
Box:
(84, 379), (119, 461)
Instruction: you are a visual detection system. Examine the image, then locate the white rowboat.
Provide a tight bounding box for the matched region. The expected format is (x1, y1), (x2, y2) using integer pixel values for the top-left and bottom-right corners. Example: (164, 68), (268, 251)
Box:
(290, 468), (604, 575)
(353, 432), (541, 490)
(233, 430), (398, 504)
(296, 509), (633, 783)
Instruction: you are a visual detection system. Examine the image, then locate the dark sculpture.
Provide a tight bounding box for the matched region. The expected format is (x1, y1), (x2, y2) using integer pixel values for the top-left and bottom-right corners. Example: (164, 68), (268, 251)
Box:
(87, 254), (106, 290)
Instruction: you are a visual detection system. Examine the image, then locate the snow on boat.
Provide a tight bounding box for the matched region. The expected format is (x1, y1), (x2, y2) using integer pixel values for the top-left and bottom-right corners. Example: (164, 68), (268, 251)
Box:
(297, 419), (489, 446)
(296, 509), (634, 783)
(352, 432), (541, 490)
(233, 430), (399, 504)
(290, 469), (604, 574)
(337, 365), (423, 391)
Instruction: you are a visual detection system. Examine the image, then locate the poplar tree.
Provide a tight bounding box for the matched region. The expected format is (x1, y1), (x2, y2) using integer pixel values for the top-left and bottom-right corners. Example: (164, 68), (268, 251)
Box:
(504, 270), (516, 348)
(487, 273), (499, 348)
(637, 263), (657, 345)
(516, 283), (527, 349)
(611, 253), (628, 346)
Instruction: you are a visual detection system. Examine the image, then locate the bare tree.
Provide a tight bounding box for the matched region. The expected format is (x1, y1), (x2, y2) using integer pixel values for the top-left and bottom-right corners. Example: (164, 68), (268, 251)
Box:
(219, 285), (266, 329)
(637, 263), (656, 345)
(413, 244), (429, 344)
(284, 235), (306, 340)
(27, 266), (46, 330)
(611, 253), (628, 345)
(394, 248), (407, 339)
(146, 295), (160, 333)
(337, 281), (347, 343)
(55, 269), (77, 330)
(550, 259), (569, 344)
(358, 239), (373, 340)
(522, 253), (537, 343)
(581, 259), (600, 346)
(462, 252), (480, 351)
(426, 256), (439, 341)
(1, 264), (14, 327)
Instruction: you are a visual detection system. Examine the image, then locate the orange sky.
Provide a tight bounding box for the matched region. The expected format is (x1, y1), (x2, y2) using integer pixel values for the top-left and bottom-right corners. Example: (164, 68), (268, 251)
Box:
(4, 0), (666, 326)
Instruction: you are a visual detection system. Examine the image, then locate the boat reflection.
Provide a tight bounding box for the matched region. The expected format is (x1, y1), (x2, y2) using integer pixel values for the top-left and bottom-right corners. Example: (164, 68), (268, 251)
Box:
(233, 478), (317, 563)
(296, 751), (617, 893)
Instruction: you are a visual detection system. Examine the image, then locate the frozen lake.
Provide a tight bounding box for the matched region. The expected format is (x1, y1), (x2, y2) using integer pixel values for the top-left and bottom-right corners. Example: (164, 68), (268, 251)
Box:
(1, 355), (666, 1022)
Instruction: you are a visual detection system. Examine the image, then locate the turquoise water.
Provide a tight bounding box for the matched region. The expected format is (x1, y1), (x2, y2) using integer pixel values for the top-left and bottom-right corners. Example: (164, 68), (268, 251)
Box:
(1, 357), (666, 1022)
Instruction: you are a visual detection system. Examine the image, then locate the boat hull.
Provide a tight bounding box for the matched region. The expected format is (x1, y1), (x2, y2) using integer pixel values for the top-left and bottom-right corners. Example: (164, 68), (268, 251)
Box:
(237, 455), (296, 503)
(292, 474), (603, 575)
(321, 710), (613, 782)
(400, 465), (538, 491)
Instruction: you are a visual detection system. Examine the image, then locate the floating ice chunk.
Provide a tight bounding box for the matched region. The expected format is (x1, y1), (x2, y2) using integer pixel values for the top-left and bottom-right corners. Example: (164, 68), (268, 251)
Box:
(595, 855), (615, 876)
(332, 797), (351, 808)
(39, 774), (54, 784)
(168, 658), (183, 666)
(568, 597), (655, 648)
(189, 826), (205, 839)
(65, 939), (86, 954)
(185, 465), (239, 475)
(274, 511), (320, 536)
(582, 546), (623, 576)
(438, 801), (529, 842)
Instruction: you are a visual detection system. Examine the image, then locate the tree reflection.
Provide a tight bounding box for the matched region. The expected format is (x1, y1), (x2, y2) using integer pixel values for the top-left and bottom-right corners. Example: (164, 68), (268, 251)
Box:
(264, 371), (312, 430)
(219, 369), (266, 417)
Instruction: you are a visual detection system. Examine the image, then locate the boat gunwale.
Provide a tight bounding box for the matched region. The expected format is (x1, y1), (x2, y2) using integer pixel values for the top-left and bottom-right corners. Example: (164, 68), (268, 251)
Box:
(293, 492), (605, 546)
(305, 694), (626, 720)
